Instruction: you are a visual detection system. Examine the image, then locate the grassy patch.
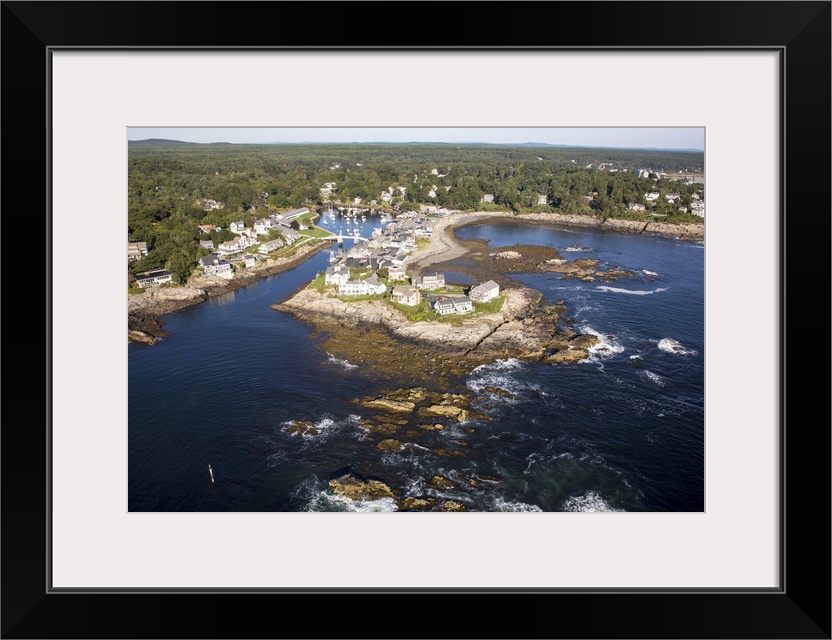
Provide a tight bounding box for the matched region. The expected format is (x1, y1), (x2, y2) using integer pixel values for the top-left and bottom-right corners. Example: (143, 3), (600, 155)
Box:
(413, 238), (431, 252)
(299, 227), (335, 238)
(309, 273), (327, 293)
(472, 295), (505, 315)
(127, 287), (145, 295)
(388, 298), (434, 321)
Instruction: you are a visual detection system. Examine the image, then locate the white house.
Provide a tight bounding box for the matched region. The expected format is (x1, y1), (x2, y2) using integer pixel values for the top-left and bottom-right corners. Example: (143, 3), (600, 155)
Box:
(391, 285), (420, 306)
(244, 254), (257, 268)
(414, 272), (445, 290)
(324, 267), (350, 286)
(218, 239), (243, 255)
(282, 229), (300, 244)
(198, 255), (234, 279)
(665, 193), (680, 202)
(230, 220), (246, 234)
(469, 280), (500, 302)
(481, 193), (495, 203)
(259, 238), (285, 254)
(628, 203), (647, 211)
(537, 194), (548, 205)
(254, 218), (272, 235)
(387, 265), (408, 281)
(127, 241), (148, 261)
(432, 295), (472, 315)
(644, 192), (660, 202)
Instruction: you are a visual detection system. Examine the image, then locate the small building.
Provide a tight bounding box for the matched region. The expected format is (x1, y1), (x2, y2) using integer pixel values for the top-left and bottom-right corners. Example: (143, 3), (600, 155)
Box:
(537, 194), (548, 205)
(230, 220), (246, 234)
(282, 229), (300, 244)
(254, 218), (272, 235)
(198, 224), (217, 235)
(218, 239), (243, 256)
(452, 296), (473, 313)
(628, 203), (647, 211)
(244, 254), (257, 268)
(134, 269), (173, 288)
(644, 192), (660, 202)
(258, 238), (284, 254)
(324, 267), (350, 286)
(364, 273), (387, 296)
(469, 280), (500, 303)
(283, 207), (310, 219)
(433, 297), (456, 315)
(127, 241), (148, 261)
(481, 193), (495, 203)
(413, 272), (445, 290)
(665, 193), (680, 202)
(198, 255), (233, 279)
(391, 285), (420, 306)
(387, 265), (408, 281)
(199, 240), (215, 251)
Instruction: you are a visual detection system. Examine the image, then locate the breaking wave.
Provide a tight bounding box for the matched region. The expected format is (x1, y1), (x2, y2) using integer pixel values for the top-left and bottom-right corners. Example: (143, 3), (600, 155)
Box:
(326, 353), (358, 369)
(643, 370), (665, 386)
(561, 491), (624, 512)
(596, 286), (668, 296)
(580, 326), (625, 362)
(658, 338), (697, 356)
(281, 414), (363, 443)
(492, 498), (543, 512)
(467, 358), (546, 404)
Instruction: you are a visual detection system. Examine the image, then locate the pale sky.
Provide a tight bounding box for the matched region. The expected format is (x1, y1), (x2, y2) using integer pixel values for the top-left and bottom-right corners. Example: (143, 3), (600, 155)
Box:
(127, 127), (704, 151)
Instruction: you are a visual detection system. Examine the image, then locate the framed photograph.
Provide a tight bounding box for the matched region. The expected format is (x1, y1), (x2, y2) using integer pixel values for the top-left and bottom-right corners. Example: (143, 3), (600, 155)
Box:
(4, 1), (829, 638)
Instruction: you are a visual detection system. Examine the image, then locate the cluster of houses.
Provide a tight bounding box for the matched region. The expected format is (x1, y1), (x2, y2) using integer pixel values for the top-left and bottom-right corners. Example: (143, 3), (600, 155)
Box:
(129, 207), (316, 289)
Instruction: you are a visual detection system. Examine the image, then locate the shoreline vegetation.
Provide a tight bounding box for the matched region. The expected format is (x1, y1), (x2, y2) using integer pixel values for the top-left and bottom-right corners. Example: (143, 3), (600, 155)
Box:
(127, 210), (703, 352)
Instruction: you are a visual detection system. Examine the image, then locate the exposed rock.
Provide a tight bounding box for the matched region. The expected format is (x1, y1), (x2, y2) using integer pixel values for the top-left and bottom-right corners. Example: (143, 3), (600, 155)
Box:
(361, 397), (416, 413)
(285, 420), (319, 436)
(376, 439), (406, 452)
(442, 500), (466, 512)
(361, 421), (400, 435)
(418, 405), (469, 422)
(427, 476), (455, 490)
(493, 250), (522, 259)
(127, 330), (157, 345)
(418, 423), (445, 431)
(328, 474), (395, 500)
(398, 497), (435, 511)
(543, 349), (590, 364)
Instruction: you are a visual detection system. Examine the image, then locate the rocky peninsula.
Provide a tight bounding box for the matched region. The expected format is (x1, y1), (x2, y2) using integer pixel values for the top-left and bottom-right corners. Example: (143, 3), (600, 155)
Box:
(273, 209), (701, 383)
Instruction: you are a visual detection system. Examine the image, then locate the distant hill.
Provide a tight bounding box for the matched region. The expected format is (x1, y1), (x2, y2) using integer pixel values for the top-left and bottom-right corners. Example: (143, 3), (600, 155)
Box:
(128, 138), (202, 146)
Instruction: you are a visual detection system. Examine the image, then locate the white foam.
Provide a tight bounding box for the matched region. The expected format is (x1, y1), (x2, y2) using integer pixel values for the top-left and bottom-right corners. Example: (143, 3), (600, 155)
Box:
(643, 370), (665, 386)
(281, 414), (362, 442)
(561, 490), (624, 512)
(580, 326), (625, 362)
(629, 355), (642, 360)
(306, 491), (399, 512)
(596, 286), (668, 296)
(492, 498), (543, 512)
(642, 270), (659, 276)
(471, 358), (523, 374)
(658, 338), (697, 356)
(326, 354), (358, 369)
(564, 245), (592, 252)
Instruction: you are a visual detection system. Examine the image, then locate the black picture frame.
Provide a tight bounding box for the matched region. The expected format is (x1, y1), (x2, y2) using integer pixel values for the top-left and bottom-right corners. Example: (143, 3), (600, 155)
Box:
(3, 1), (829, 638)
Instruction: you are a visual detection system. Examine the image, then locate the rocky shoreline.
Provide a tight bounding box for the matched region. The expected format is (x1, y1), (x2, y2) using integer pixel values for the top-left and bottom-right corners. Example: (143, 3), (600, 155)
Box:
(128, 211), (701, 345)
(127, 239), (330, 343)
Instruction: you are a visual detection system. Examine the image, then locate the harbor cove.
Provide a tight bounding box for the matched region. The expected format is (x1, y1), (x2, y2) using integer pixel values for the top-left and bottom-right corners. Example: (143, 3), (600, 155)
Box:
(128, 211), (704, 512)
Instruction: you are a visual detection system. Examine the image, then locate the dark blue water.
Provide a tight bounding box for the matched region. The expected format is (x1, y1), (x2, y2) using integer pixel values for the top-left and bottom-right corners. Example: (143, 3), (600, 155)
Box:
(129, 220), (703, 512)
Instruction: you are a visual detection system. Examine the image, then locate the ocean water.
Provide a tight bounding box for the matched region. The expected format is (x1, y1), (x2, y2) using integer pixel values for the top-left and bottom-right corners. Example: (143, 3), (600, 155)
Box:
(128, 218), (704, 512)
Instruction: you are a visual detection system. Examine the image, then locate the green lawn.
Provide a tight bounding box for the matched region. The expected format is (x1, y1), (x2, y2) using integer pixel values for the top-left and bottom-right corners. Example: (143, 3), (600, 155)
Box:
(472, 295), (505, 315)
(300, 226), (335, 238)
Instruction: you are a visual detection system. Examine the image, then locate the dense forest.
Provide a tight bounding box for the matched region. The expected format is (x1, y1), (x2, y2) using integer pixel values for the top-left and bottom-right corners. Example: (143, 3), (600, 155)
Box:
(128, 141), (704, 283)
